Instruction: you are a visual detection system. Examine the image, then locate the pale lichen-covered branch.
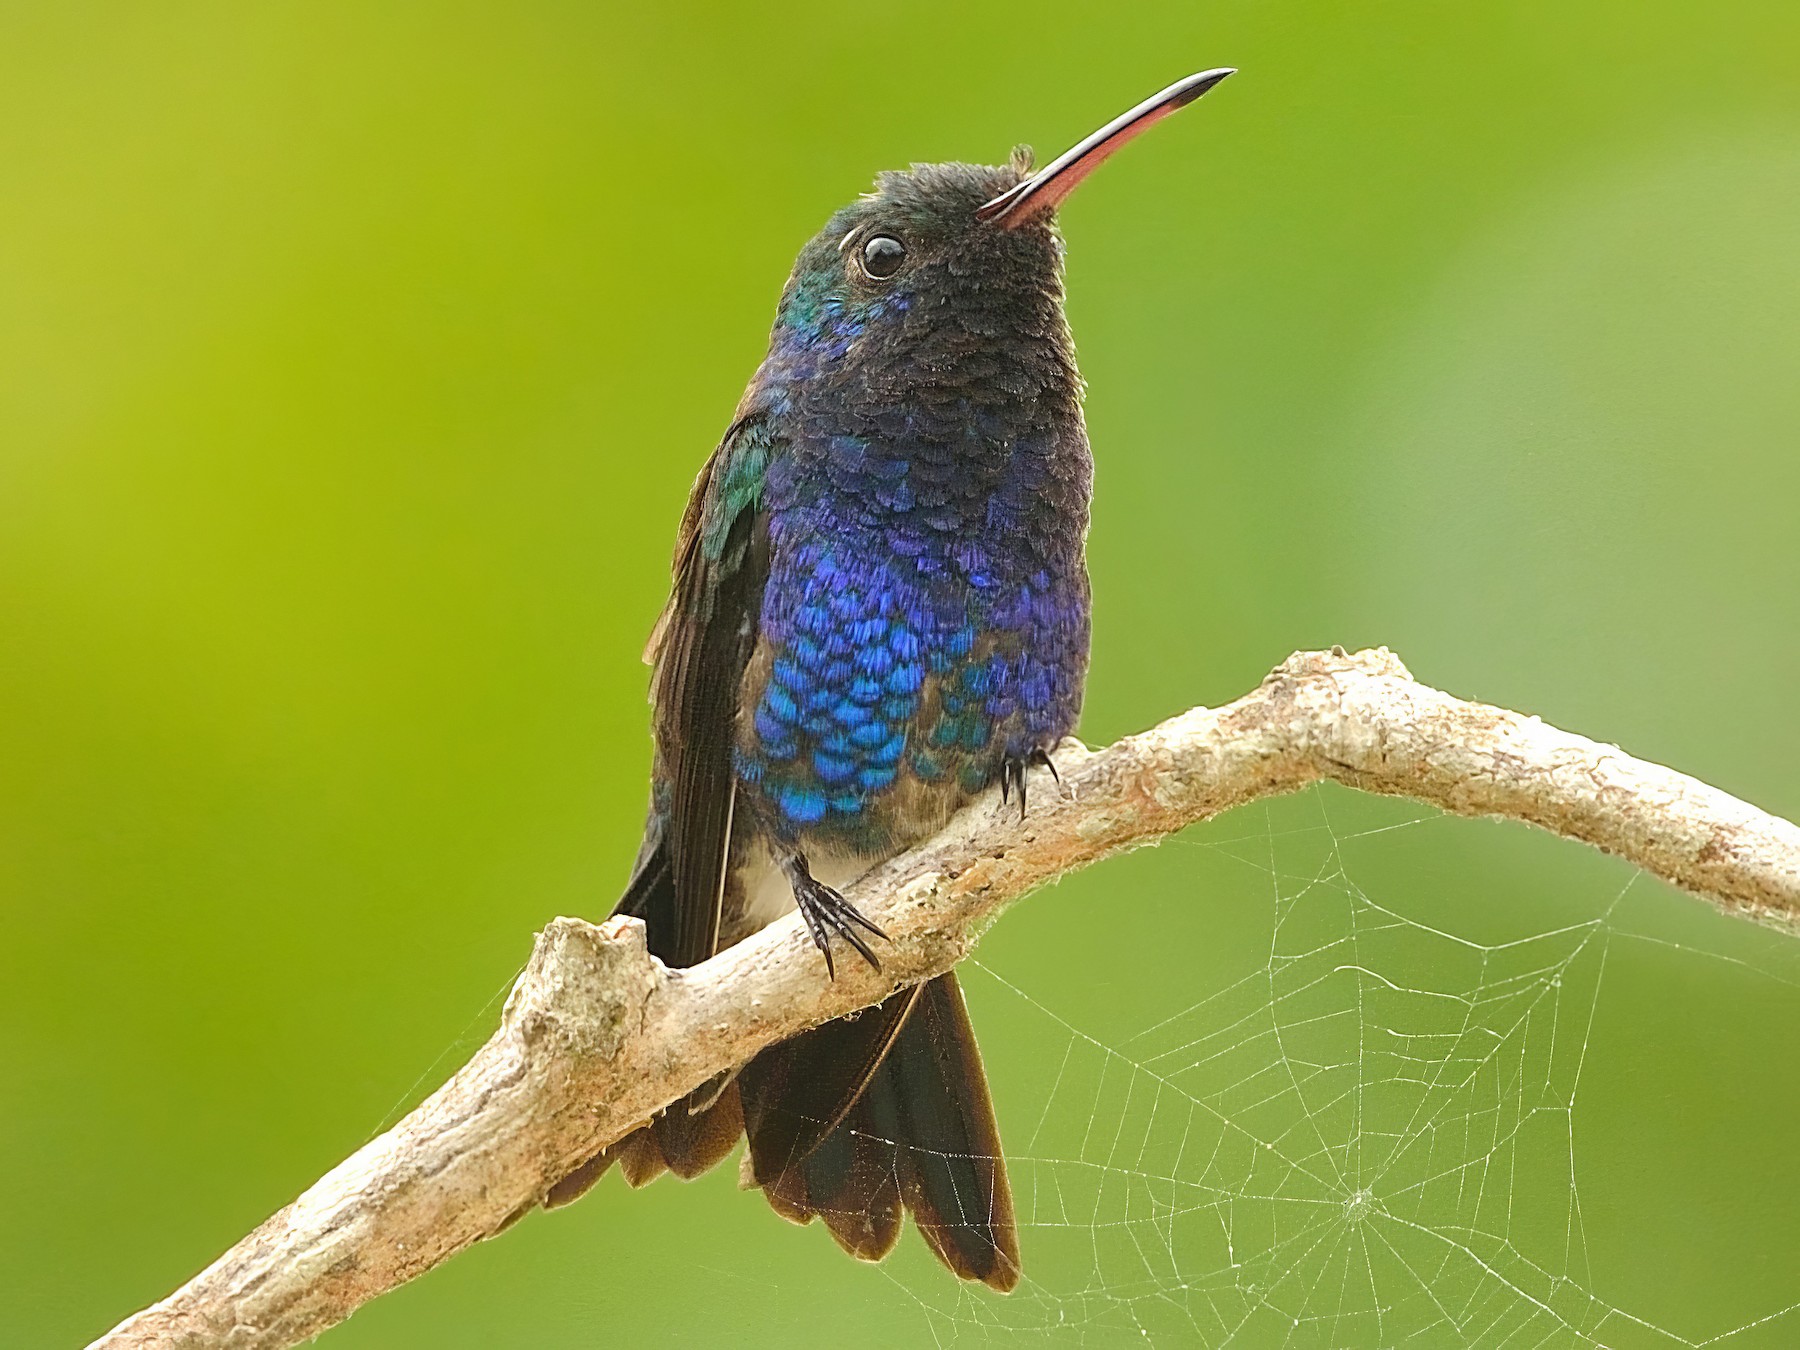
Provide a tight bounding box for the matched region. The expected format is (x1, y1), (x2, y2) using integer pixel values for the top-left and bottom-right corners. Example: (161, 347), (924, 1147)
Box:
(89, 648), (1800, 1350)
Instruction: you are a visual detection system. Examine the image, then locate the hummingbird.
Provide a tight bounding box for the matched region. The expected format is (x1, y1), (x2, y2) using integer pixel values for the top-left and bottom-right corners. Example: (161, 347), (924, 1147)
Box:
(548, 69), (1236, 1291)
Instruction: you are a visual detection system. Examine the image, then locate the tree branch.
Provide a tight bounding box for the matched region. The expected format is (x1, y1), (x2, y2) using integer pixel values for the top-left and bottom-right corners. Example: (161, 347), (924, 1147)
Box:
(90, 647), (1800, 1350)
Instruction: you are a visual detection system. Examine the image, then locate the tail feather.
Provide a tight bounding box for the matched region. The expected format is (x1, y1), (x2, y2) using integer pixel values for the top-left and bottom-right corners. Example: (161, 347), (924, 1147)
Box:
(653, 1081), (745, 1179)
(551, 831), (1017, 1287)
(614, 1124), (669, 1188)
(812, 1074), (907, 1263)
(741, 972), (1019, 1291)
(891, 975), (1020, 1290)
(546, 1084), (743, 1204)
(740, 985), (921, 1172)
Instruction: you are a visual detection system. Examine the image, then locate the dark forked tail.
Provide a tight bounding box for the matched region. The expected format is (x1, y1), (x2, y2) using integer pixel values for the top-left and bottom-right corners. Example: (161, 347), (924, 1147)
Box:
(741, 972), (1019, 1291)
(545, 843), (1018, 1289)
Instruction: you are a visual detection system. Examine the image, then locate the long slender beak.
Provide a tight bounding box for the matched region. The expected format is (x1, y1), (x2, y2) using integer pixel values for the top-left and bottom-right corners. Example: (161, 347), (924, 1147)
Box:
(976, 68), (1236, 228)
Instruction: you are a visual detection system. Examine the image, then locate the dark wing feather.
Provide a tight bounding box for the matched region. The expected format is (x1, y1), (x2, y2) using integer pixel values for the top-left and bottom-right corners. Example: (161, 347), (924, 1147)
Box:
(548, 418), (770, 1203)
(611, 811), (673, 952)
(656, 530), (766, 966)
(645, 415), (771, 969)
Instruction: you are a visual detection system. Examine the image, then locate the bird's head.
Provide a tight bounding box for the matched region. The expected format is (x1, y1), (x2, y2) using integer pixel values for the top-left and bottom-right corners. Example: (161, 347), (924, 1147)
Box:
(754, 70), (1235, 425)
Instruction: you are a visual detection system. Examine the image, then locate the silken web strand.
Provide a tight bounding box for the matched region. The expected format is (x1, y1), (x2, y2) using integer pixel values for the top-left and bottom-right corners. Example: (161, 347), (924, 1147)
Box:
(856, 786), (1800, 1347)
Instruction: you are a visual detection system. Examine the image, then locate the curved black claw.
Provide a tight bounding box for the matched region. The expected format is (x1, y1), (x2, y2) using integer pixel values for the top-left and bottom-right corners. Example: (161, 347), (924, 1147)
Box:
(1001, 748), (1061, 822)
(782, 852), (886, 980)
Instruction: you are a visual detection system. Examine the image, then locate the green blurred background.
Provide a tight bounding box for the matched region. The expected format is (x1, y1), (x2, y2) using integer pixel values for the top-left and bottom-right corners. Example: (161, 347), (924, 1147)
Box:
(5, 2), (1799, 1346)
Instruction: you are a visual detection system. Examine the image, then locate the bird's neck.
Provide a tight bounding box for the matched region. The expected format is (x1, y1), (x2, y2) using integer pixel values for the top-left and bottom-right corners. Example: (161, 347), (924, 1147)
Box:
(758, 395), (1091, 576)
(745, 293), (1090, 557)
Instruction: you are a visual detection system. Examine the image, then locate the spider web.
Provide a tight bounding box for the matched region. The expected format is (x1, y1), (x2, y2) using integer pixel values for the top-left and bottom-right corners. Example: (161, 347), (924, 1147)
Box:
(872, 785), (1800, 1349)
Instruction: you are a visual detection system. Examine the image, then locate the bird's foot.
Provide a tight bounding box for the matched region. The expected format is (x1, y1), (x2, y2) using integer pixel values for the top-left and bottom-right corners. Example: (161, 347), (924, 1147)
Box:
(782, 852), (886, 980)
(1000, 747), (1061, 822)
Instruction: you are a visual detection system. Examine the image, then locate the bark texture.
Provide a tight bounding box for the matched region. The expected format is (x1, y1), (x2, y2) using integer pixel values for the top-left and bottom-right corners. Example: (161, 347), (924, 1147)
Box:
(90, 649), (1800, 1349)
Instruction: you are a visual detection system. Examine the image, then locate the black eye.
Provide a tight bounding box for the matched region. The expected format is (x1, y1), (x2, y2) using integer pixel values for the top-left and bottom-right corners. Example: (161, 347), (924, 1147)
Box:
(860, 234), (906, 280)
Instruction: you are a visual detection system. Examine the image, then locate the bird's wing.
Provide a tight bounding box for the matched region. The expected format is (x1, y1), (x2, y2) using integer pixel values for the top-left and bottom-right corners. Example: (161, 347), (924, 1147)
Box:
(640, 414), (774, 969)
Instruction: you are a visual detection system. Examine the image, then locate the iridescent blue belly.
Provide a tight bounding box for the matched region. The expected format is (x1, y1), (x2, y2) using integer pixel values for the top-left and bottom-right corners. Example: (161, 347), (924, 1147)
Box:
(735, 514), (1088, 855)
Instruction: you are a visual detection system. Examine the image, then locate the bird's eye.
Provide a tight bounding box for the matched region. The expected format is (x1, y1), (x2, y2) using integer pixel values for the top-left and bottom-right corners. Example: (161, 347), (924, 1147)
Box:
(860, 234), (906, 280)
